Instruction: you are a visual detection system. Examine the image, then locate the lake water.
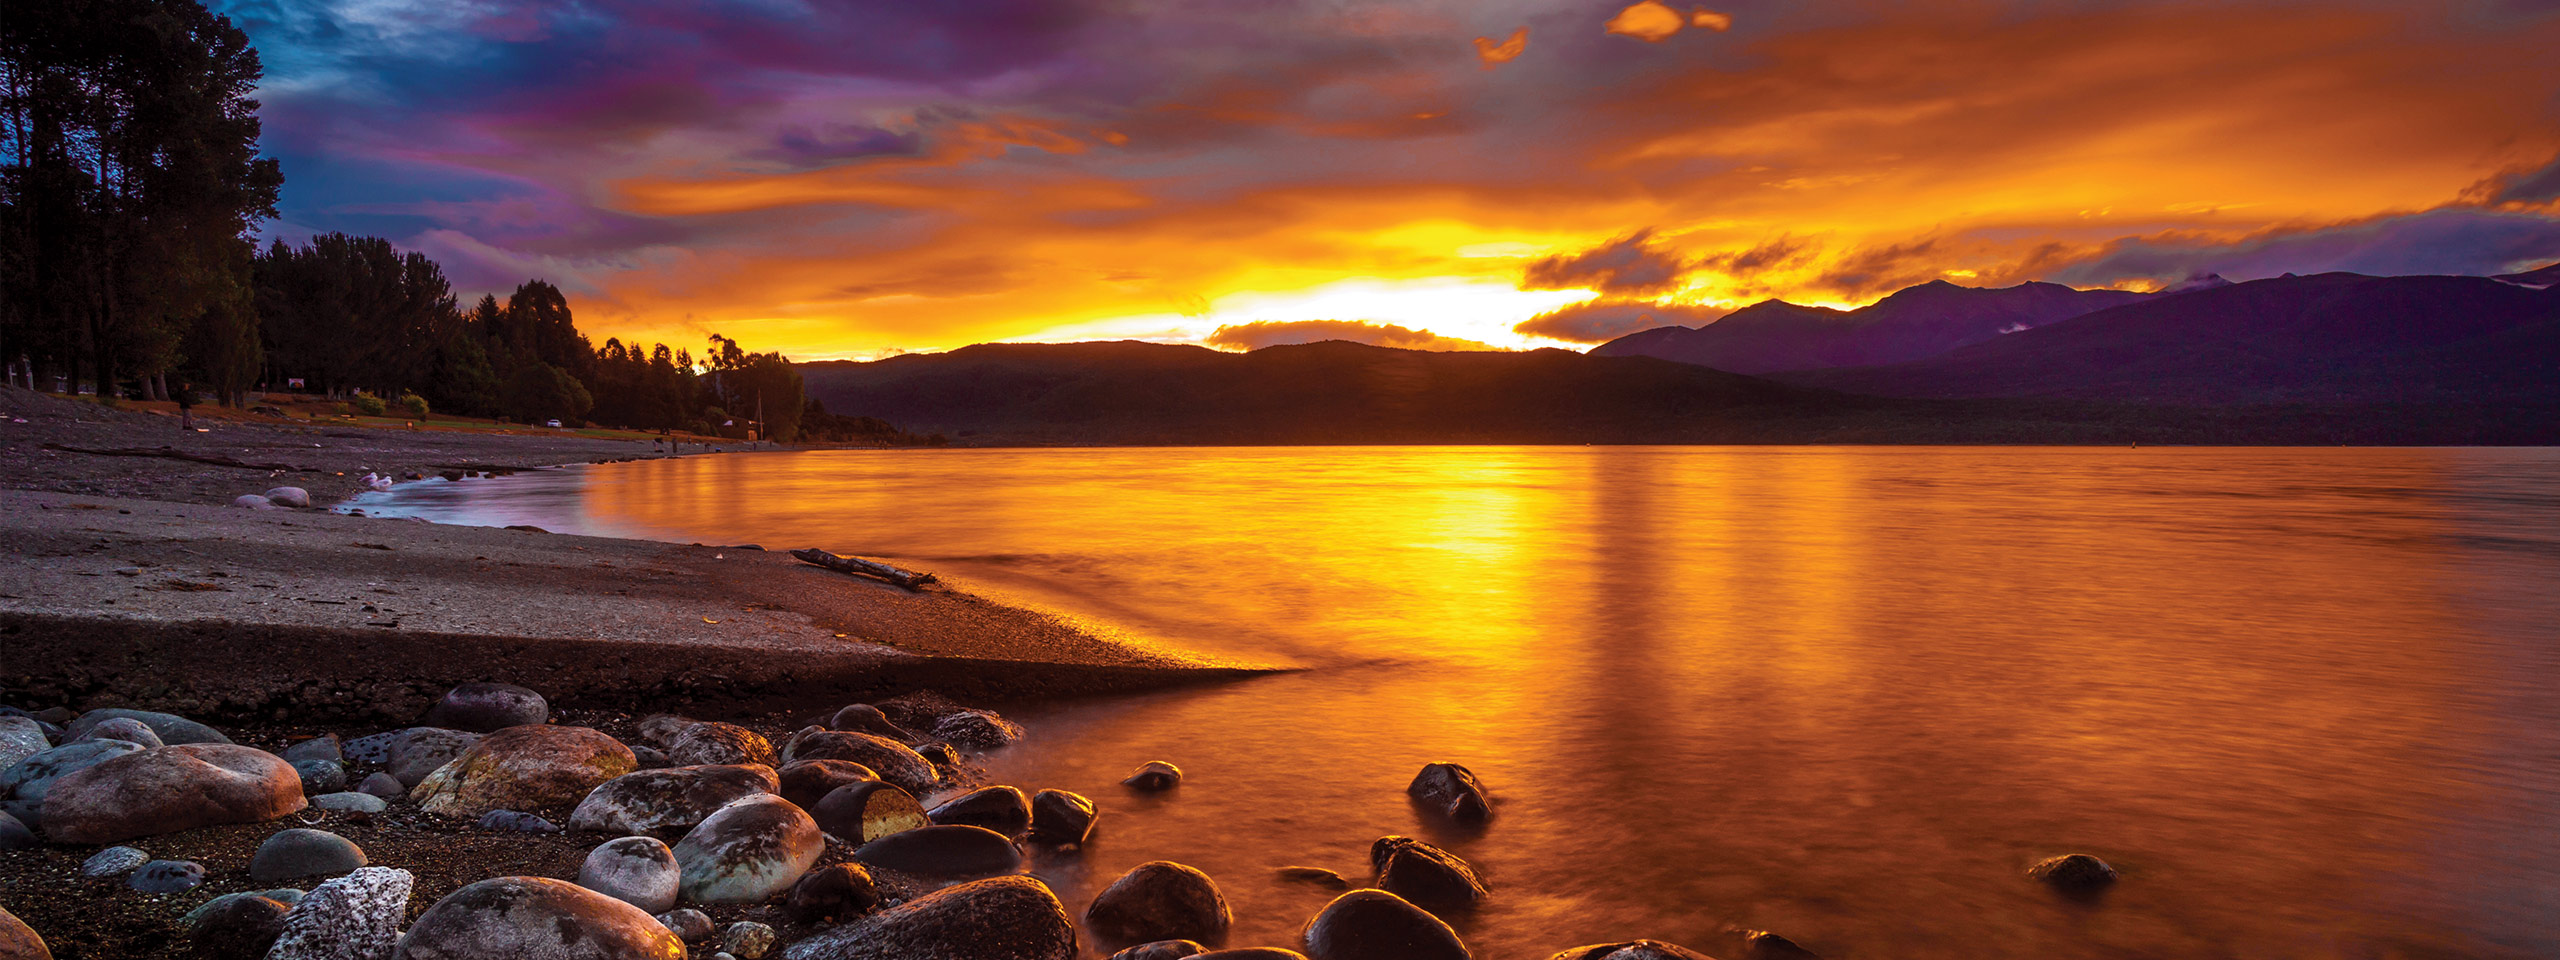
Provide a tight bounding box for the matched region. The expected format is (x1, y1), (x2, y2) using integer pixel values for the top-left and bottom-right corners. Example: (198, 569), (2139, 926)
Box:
(351, 446), (2560, 959)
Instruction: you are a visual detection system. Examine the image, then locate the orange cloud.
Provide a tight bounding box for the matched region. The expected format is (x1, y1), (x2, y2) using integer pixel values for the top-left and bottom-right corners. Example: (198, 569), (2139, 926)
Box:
(1475, 27), (1528, 67)
(1205, 319), (1503, 352)
(1604, 2), (1687, 42)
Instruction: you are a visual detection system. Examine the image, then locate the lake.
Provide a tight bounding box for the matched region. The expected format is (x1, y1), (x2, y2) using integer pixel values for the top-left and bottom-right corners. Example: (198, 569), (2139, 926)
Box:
(349, 446), (2560, 959)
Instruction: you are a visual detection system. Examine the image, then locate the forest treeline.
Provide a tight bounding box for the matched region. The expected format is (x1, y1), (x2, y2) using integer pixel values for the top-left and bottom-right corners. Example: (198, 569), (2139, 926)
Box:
(1, 0), (909, 443)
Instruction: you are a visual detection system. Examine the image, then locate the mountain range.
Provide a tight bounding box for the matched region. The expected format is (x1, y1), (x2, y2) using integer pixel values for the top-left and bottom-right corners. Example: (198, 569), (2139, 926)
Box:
(1592, 279), (2152, 373)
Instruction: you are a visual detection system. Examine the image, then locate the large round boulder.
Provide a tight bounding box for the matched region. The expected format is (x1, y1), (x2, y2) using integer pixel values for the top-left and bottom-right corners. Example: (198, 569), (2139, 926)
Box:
(812, 781), (930, 844)
(419, 682), (549, 732)
(383, 728), (484, 788)
(269, 866), (414, 960)
(0, 739), (145, 805)
(666, 723), (775, 768)
(1085, 861), (1232, 948)
(569, 764), (778, 835)
(781, 731), (938, 793)
(1543, 942), (1716, 960)
(1406, 763), (1489, 824)
(64, 708), (229, 745)
(671, 794), (824, 904)
(391, 876), (683, 959)
(777, 874), (1073, 960)
(0, 903), (50, 960)
(1369, 837), (1486, 914)
(413, 725), (635, 818)
(42, 744), (305, 844)
(928, 785), (1030, 835)
(778, 759), (877, 809)
(1300, 889), (1468, 960)
(577, 836), (681, 914)
(852, 824), (1022, 877)
(250, 828), (368, 883)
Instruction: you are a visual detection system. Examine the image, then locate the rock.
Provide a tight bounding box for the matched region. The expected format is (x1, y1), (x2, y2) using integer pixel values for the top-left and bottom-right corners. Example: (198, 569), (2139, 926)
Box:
(635, 714), (698, 747)
(0, 717), (48, 770)
(828, 705), (911, 740)
(932, 710), (1024, 749)
(1543, 942), (1715, 960)
(392, 876), (684, 960)
(267, 866), (413, 960)
(1275, 867), (1348, 889)
(412, 724), (635, 818)
(667, 723), (775, 768)
(1406, 763), (1489, 824)
(74, 717), (162, 748)
(0, 904), (49, 960)
(852, 824), (1021, 877)
(0, 802), (36, 835)
(185, 893), (289, 958)
(0, 812), (34, 851)
(42, 744), (306, 844)
(83, 845), (150, 877)
(812, 781), (930, 844)
(312, 792), (387, 814)
(672, 794), (824, 904)
(781, 731), (938, 793)
(1122, 761), (1182, 791)
(180, 890), (307, 932)
(655, 908), (714, 942)
(1299, 889), (1468, 960)
(570, 764), (779, 835)
(1197, 951), (1311, 960)
(341, 731), (399, 764)
(1730, 929), (1823, 960)
(916, 743), (960, 767)
(65, 708), (230, 745)
(1028, 789), (1097, 845)
(264, 486), (312, 508)
(722, 922), (778, 959)
(785, 863), (879, 923)
(384, 728), (482, 788)
(929, 785), (1030, 835)
(252, 828), (368, 883)
(1369, 836), (1486, 913)
(1108, 943), (1204, 960)
(31, 708), (73, 726)
(776, 874), (1073, 960)
(281, 735), (342, 764)
(2028, 854), (2118, 895)
(579, 836), (681, 914)
(632, 745), (671, 769)
(356, 772), (405, 798)
(233, 494), (275, 509)
(419, 682), (549, 733)
(294, 759), (347, 795)
(0, 739), (147, 804)
(129, 859), (207, 892)
(1085, 861), (1232, 947)
(777, 759), (877, 809)
(477, 810), (560, 832)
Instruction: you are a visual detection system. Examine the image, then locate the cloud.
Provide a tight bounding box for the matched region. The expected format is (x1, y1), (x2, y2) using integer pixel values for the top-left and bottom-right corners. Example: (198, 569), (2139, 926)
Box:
(1604, 2), (1687, 42)
(2040, 207), (2560, 287)
(1475, 27), (1527, 67)
(1813, 239), (1945, 297)
(2482, 153), (2560, 205)
(1514, 299), (1728, 343)
(1522, 228), (1692, 295)
(1204, 320), (1502, 352)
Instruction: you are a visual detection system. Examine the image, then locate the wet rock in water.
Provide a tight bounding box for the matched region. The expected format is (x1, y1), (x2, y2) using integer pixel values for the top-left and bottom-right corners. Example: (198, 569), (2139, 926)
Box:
(1543, 943), (1714, 960)
(1406, 763), (1489, 824)
(75, 716), (162, 748)
(667, 723), (776, 768)
(579, 836), (681, 914)
(656, 907), (714, 942)
(129, 859), (207, 892)
(267, 866), (413, 960)
(356, 772), (405, 798)
(916, 742), (960, 767)
(251, 828), (368, 883)
(1, 740), (146, 805)
(311, 791), (387, 814)
(393, 876), (684, 960)
(1728, 929), (1823, 960)
(1197, 951), (1311, 960)
(1122, 760), (1182, 791)
(1299, 889), (1469, 960)
(477, 810), (560, 833)
(264, 486), (312, 508)
(781, 731), (938, 793)
(672, 794), (824, 904)
(571, 763), (779, 835)
(631, 745), (671, 769)
(933, 710), (1024, 749)
(929, 785), (1031, 835)
(828, 705), (911, 741)
(722, 921), (778, 959)
(1108, 941), (1205, 960)
(2029, 854), (2118, 895)
(1085, 861), (1233, 947)
(419, 682), (549, 733)
(44, 744), (306, 843)
(778, 759), (877, 809)
(1275, 867), (1349, 889)
(185, 893), (289, 958)
(66, 708), (230, 745)
(233, 493), (275, 509)
(1369, 836), (1486, 914)
(1028, 788), (1097, 845)
(383, 727), (482, 788)
(0, 811), (34, 850)
(0, 904), (50, 960)
(853, 823), (1024, 876)
(812, 781), (930, 844)
(0, 717), (49, 770)
(777, 874), (1074, 960)
(785, 863), (879, 923)
(412, 724), (635, 818)
(280, 735), (342, 765)
(83, 845), (150, 876)
(293, 759), (346, 795)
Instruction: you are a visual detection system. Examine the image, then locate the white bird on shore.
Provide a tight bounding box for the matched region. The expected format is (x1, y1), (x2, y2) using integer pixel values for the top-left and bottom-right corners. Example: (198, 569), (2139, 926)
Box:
(362, 472), (395, 491)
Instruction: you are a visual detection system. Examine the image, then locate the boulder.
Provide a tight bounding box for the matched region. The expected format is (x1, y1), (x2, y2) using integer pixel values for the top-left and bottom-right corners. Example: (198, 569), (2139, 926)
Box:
(341, 730), (399, 764)
(179, 890), (306, 932)
(827, 705), (911, 741)
(570, 764), (778, 835)
(1107, 943), (1204, 960)
(579, 836), (681, 913)
(384, 728), (482, 787)
(916, 743), (960, 767)
(778, 759), (877, 809)
(293, 759), (347, 795)
(64, 708), (229, 745)
(312, 791), (388, 814)
(128, 859), (206, 892)
(1122, 761), (1182, 791)
(264, 486), (313, 508)
(632, 745), (672, 770)
(391, 876), (684, 960)
(0, 903), (50, 960)
(929, 785), (1031, 835)
(635, 714), (699, 747)
(785, 863), (879, 923)
(1, 739), (146, 804)
(419, 682), (549, 733)
(74, 717), (161, 748)
(852, 824), (1021, 877)
(781, 731), (938, 793)
(932, 710), (1024, 749)
(43, 744), (305, 844)
(811, 781), (930, 844)
(656, 908), (714, 942)
(478, 810), (561, 832)
(0, 812), (33, 851)
(722, 922), (778, 959)
(666, 723), (775, 768)
(250, 828), (367, 883)
(1299, 889), (1468, 960)
(0, 717), (48, 771)
(268, 866), (413, 960)
(671, 794), (824, 904)
(82, 846), (149, 876)
(1085, 861), (1232, 947)
(1369, 836), (1486, 913)
(2028, 854), (2118, 895)
(1028, 789), (1096, 845)
(412, 724), (635, 818)
(1543, 943), (1716, 960)
(356, 772), (405, 798)
(777, 874), (1074, 960)
(280, 735), (342, 765)
(185, 893), (289, 958)
(1406, 763), (1489, 823)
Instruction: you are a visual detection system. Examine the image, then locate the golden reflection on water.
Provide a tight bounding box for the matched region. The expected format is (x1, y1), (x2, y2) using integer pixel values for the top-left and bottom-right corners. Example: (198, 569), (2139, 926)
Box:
(372, 446), (2560, 959)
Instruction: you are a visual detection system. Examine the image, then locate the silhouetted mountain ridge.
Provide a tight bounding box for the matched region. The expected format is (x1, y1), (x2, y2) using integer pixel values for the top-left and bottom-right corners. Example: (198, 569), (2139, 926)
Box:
(1592, 280), (2150, 373)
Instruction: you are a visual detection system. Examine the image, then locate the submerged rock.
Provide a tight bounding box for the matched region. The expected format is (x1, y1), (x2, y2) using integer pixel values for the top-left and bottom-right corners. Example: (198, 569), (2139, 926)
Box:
(1543, 942), (1716, 960)
(781, 731), (938, 793)
(1197, 951), (1311, 960)
(1729, 929), (1824, 960)
(2028, 854), (2118, 895)
(778, 759), (877, 810)
(1085, 861), (1233, 948)
(570, 763), (779, 835)
(44, 744), (305, 843)
(812, 781), (930, 844)
(1029, 789), (1097, 845)
(1369, 836), (1486, 914)
(419, 682), (549, 732)
(1122, 761), (1182, 791)
(250, 828), (368, 883)
(672, 794), (824, 904)
(412, 724), (635, 818)
(392, 876), (683, 960)
(1275, 867), (1349, 889)
(1299, 889), (1468, 960)
(1406, 763), (1489, 824)
(268, 866), (413, 960)
(929, 785), (1031, 835)
(786, 863), (879, 923)
(777, 874), (1074, 960)
(579, 836), (682, 914)
(852, 824), (1022, 877)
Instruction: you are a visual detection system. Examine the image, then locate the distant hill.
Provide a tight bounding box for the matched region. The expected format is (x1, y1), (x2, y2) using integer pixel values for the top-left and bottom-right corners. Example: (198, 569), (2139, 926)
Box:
(1591, 280), (2150, 373)
(2496, 260), (2560, 288)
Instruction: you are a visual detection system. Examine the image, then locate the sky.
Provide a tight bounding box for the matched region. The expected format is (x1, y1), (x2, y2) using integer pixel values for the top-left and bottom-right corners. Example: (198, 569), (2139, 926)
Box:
(218, 0), (2560, 358)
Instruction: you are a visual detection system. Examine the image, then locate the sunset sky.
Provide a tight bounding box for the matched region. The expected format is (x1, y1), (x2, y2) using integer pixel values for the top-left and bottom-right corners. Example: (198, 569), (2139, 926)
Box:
(222, 0), (2560, 358)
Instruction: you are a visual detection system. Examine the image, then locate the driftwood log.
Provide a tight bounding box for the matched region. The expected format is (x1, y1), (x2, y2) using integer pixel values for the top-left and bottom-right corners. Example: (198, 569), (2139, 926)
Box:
(791, 548), (937, 589)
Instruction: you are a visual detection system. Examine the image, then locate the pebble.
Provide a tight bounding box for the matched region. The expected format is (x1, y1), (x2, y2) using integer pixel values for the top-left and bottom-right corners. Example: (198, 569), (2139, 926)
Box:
(293, 758), (347, 795)
(311, 791), (388, 814)
(1, 739), (146, 805)
(569, 763), (778, 835)
(658, 907), (715, 941)
(777, 759), (878, 809)
(263, 486), (312, 508)
(722, 921), (779, 959)
(355, 772), (404, 798)
(280, 734), (342, 764)
(412, 724), (634, 817)
(83, 845), (150, 877)
(128, 859), (208, 892)
(250, 828), (368, 883)
(180, 890), (309, 931)
(266, 866), (414, 960)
